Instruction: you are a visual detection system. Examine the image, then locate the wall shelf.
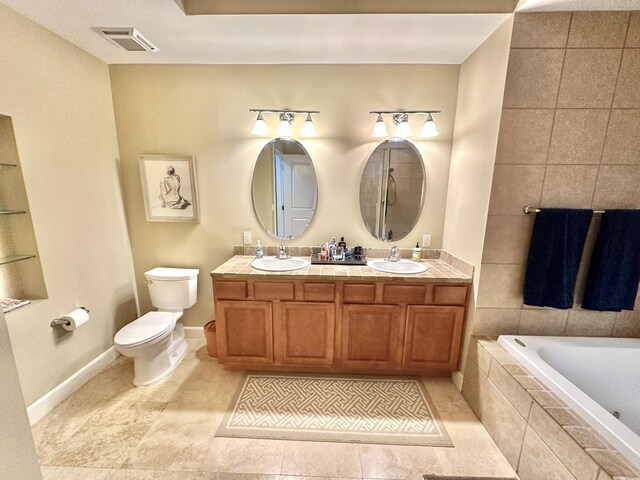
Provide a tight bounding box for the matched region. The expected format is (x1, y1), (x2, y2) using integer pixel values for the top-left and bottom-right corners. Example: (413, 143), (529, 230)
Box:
(0, 254), (37, 266)
(0, 209), (27, 216)
(0, 114), (47, 301)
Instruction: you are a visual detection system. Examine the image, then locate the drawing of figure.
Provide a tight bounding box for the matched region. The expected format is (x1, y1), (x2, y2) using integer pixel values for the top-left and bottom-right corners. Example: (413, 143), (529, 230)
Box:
(159, 166), (191, 209)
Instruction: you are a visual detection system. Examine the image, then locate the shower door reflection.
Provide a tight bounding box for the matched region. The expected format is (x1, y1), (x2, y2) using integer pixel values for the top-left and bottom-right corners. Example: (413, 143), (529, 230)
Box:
(359, 140), (425, 241)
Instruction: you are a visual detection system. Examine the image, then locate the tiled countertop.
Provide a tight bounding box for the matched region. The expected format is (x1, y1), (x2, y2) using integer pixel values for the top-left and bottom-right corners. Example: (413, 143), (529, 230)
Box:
(211, 255), (472, 283)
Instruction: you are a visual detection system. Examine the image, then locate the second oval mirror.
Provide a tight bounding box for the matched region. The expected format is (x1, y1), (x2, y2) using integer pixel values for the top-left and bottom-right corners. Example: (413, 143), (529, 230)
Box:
(251, 138), (318, 240)
(360, 139), (426, 241)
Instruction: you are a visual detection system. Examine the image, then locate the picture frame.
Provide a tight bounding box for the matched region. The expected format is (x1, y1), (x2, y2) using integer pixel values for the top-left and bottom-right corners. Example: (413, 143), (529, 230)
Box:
(139, 155), (199, 222)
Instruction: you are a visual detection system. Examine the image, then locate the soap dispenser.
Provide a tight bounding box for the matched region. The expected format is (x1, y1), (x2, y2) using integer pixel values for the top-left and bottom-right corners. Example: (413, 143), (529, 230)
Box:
(412, 242), (422, 261)
(255, 240), (264, 259)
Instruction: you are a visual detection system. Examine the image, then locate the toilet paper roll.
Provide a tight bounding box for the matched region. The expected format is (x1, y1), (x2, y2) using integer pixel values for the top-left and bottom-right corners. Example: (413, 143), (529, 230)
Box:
(61, 308), (90, 331)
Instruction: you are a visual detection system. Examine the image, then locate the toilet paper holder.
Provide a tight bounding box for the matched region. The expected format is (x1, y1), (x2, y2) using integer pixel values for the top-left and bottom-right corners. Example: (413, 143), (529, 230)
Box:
(51, 307), (90, 328)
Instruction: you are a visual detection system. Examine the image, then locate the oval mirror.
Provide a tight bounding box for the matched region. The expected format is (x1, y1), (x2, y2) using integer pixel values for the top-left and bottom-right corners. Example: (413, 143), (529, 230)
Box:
(360, 139), (426, 241)
(252, 138), (318, 240)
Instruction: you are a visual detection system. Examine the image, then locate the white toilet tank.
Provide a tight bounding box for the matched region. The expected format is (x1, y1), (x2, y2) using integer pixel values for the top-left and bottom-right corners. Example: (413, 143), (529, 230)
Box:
(144, 267), (199, 311)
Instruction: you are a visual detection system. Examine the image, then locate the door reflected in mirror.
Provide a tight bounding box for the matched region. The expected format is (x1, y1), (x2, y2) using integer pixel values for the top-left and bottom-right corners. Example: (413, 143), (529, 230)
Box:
(360, 139), (426, 241)
(251, 138), (318, 240)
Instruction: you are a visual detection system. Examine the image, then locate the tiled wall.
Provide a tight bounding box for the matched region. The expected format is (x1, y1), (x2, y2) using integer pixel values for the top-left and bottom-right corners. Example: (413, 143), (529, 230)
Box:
(475, 11), (640, 338)
(462, 337), (639, 480)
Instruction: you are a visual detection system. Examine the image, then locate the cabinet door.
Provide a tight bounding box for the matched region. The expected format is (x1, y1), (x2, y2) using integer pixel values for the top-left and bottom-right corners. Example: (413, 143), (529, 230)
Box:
(274, 302), (335, 366)
(403, 305), (465, 371)
(216, 301), (273, 365)
(341, 304), (403, 370)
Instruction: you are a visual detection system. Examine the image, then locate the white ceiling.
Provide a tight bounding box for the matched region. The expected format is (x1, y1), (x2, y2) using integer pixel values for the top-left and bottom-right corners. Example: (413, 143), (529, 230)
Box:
(518, 0), (640, 11)
(0, 0), (510, 65)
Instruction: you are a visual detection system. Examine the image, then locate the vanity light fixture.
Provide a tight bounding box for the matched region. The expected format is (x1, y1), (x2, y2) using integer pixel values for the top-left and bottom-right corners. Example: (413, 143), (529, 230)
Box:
(393, 113), (413, 138)
(300, 113), (318, 138)
(276, 112), (294, 137)
(370, 113), (389, 137)
(420, 113), (440, 138)
(251, 112), (270, 136)
(249, 109), (320, 137)
(369, 110), (441, 139)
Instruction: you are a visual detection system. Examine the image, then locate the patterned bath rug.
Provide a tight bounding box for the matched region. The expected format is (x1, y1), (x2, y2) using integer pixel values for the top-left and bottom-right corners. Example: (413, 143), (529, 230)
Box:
(216, 373), (452, 446)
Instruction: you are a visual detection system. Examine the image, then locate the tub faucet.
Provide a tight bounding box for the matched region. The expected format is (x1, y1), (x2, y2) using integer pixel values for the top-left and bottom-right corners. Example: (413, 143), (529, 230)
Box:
(387, 246), (400, 262)
(277, 244), (289, 260)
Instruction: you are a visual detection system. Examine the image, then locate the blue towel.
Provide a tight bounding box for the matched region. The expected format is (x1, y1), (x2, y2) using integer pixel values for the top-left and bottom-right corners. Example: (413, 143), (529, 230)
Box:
(582, 210), (640, 312)
(524, 209), (593, 309)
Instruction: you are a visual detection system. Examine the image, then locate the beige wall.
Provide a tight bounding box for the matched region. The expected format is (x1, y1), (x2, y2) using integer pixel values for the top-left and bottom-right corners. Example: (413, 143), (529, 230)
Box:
(0, 5), (138, 404)
(442, 17), (514, 382)
(475, 11), (640, 338)
(252, 143), (276, 234)
(109, 64), (460, 326)
(0, 312), (41, 479)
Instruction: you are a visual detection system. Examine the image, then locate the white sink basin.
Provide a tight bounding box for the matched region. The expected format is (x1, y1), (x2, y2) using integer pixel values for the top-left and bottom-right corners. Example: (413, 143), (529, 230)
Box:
(367, 258), (428, 275)
(250, 257), (310, 272)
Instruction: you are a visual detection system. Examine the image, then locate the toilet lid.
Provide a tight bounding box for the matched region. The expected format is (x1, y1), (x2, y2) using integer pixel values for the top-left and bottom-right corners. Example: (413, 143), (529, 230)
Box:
(114, 312), (175, 347)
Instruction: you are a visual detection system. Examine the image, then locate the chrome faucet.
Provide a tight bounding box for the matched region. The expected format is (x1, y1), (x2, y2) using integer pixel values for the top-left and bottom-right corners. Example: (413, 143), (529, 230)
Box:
(387, 246), (400, 262)
(277, 244), (289, 260)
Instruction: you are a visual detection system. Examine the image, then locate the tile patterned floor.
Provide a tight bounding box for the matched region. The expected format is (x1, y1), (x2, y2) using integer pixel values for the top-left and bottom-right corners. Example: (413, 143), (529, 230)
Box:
(34, 340), (517, 480)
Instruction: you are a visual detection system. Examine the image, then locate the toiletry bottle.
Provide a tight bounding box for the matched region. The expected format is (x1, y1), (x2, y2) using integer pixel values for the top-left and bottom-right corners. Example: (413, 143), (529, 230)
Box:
(329, 237), (337, 260)
(412, 242), (422, 261)
(338, 237), (347, 249)
(320, 242), (328, 261)
(255, 240), (264, 259)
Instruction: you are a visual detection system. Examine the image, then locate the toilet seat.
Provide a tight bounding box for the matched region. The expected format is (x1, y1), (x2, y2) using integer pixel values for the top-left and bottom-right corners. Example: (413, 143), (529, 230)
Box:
(114, 312), (175, 348)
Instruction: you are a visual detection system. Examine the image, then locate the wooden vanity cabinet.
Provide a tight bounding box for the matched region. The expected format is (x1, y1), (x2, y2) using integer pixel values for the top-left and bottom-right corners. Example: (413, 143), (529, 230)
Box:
(403, 305), (465, 371)
(274, 302), (335, 366)
(341, 304), (403, 369)
(216, 300), (273, 365)
(212, 278), (469, 375)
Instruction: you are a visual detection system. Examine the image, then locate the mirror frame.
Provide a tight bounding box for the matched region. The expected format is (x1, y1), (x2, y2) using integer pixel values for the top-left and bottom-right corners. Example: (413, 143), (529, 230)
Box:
(359, 139), (427, 242)
(250, 137), (319, 241)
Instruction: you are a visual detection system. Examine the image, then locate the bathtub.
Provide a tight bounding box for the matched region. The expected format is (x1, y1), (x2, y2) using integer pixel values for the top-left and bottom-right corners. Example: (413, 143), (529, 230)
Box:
(498, 335), (640, 469)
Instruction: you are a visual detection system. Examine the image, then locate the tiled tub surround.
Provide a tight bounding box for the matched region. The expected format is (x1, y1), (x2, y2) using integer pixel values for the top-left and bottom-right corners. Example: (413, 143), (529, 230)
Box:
(462, 336), (640, 480)
(477, 11), (640, 338)
(499, 335), (640, 468)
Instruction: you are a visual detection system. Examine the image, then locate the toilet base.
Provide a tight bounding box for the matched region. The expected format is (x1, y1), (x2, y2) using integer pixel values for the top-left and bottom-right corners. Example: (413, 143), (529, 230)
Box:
(133, 322), (188, 386)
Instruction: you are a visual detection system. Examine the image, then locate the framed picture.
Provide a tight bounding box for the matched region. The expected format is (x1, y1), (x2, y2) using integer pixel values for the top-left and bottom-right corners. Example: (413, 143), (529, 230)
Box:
(139, 155), (199, 222)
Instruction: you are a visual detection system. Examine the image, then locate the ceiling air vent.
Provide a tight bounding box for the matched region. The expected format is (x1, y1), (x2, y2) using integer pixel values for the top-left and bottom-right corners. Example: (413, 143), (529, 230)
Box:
(95, 27), (159, 52)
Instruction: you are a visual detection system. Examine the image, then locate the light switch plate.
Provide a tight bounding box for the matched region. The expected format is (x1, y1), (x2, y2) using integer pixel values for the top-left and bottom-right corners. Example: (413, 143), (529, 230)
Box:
(243, 231), (252, 245)
(422, 234), (432, 247)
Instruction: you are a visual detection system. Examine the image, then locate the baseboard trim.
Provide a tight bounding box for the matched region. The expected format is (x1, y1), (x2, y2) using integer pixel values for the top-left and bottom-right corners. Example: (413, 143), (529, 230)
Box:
(27, 346), (120, 426)
(184, 326), (205, 340)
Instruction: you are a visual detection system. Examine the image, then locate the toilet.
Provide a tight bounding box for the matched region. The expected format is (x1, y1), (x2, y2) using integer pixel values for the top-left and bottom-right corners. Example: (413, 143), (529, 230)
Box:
(114, 267), (199, 386)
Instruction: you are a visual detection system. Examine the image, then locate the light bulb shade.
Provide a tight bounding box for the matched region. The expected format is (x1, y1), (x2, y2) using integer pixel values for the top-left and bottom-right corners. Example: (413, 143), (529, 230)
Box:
(251, 112), (269, 136)
(370, 114), (389, 137)
(276, 112), (294, 137)
(420, 114), (439, 138)
(393, 113), (413, 138)
(300, 114), (318, 137)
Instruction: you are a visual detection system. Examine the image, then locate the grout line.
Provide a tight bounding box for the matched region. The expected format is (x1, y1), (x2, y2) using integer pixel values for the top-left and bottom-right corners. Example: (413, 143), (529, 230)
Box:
(564, 12), (572, 49)
(587, 22), (629, 210)
(622, 11), (633, 48)
(537, 24), (571, 208)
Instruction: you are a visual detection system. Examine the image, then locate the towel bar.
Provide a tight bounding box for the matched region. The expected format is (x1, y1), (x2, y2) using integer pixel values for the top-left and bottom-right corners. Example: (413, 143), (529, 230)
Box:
(523, 205), (606, 215)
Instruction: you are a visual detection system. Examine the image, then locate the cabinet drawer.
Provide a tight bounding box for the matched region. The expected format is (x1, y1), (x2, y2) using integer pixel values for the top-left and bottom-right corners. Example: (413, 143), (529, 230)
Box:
(303, 282), (335, 302)
(254, 281), (294, 301)
(383, 284), (426, 304)
(215, 281), (247, 300)
(343, 283), (376, 303)
(433, 285), (468, 305)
